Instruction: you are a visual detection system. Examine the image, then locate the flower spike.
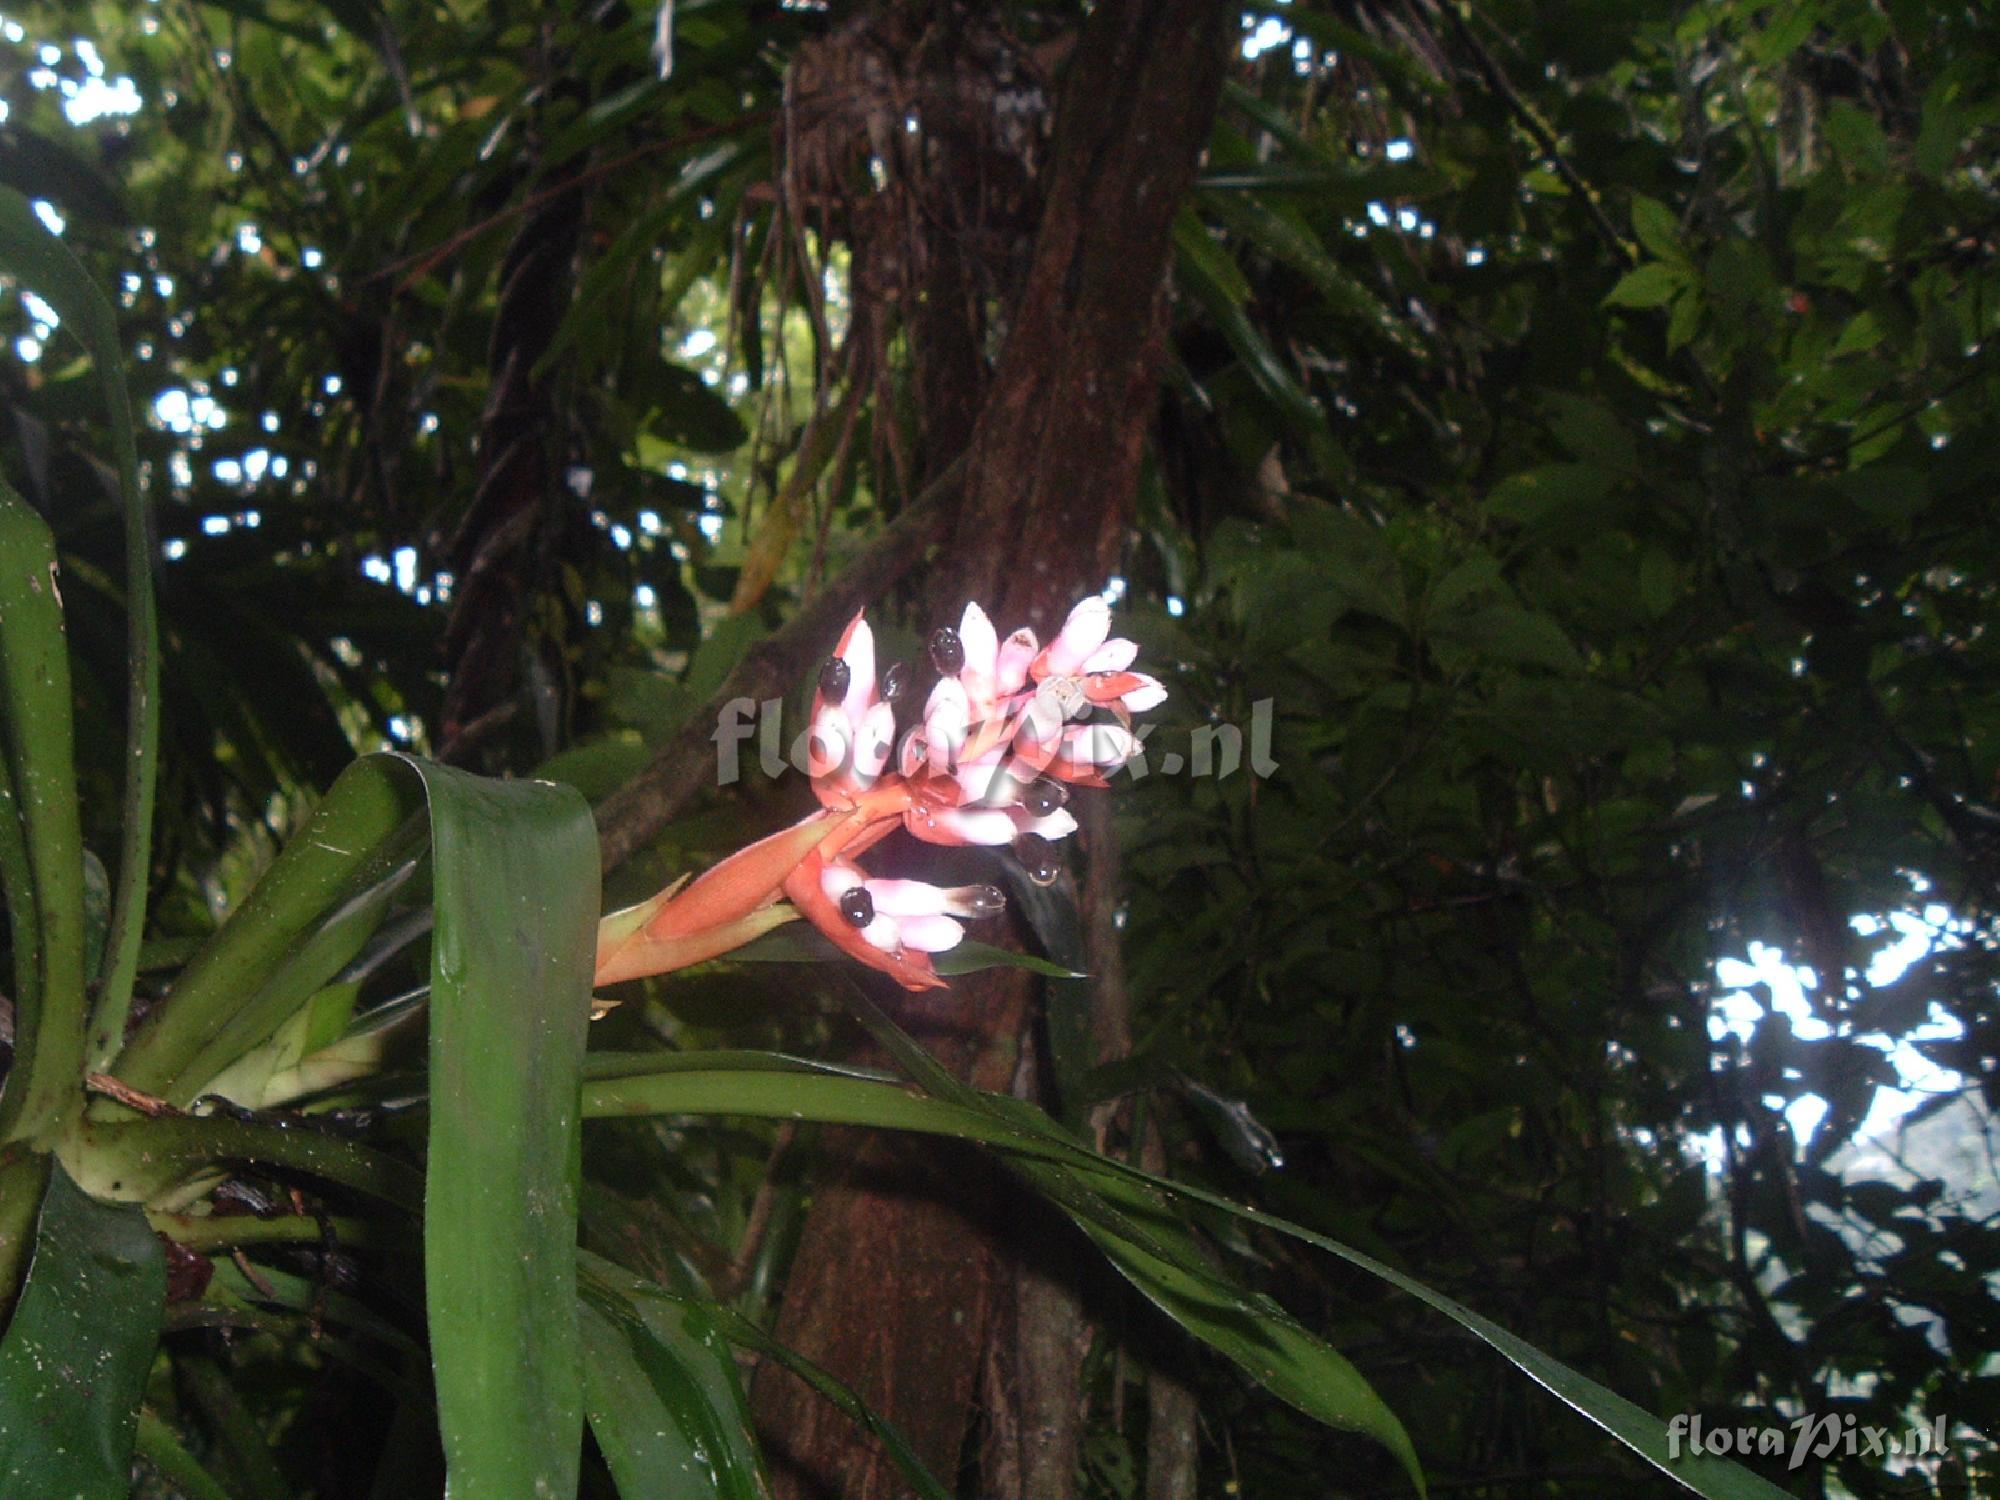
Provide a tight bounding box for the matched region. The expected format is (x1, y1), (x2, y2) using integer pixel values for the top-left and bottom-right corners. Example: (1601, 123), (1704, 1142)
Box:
(593, 591), (1166, 1001)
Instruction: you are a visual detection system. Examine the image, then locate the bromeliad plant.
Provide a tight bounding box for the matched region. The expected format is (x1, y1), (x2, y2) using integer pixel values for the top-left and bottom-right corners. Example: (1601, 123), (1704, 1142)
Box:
(596, 596), (1163, 990)
(0, 193), (1791, 1500)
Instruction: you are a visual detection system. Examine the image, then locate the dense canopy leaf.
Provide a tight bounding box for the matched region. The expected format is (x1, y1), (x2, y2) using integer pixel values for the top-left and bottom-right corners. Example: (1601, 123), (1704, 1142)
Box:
(0, 0), (1996, 1496)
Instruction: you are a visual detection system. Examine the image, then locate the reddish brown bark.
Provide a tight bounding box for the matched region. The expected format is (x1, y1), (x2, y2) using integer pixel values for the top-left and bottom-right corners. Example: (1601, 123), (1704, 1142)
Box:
(938, 0), (1229, 634)
(750, 2), (1230, 1495)
(751, 993), (1032, 1500)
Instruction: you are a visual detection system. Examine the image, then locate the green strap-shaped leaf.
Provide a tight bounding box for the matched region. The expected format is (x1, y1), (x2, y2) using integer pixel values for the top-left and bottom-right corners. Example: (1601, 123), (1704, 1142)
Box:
(0, 752), (34, 1117)
(583, 1037), (1793, 1500)
(111, 754), (426, 1104)
(177, 1352), (291, 1500)
(583, 1048), (897, 1084)
(578, 1253), (951, 1500)
(167, 837), (422, 1104)
(0, 187), (157, 1073)
(70, 1110), (423, 1214)
(415, 758), (598, 1500)
(584, 1069), (1071, 1152)
(0, 1151), (48, 1315)
(1032, 1163), (1425, 1489)
(840, 1001), (1426, 1494)
(1172, 209), (1349, 482)
(579, 1293), (768, 1500)
(852, 1005), (1788, 1499)
(0, 487), (85, 1146)
(132, 1409), (237, 1500)
(0, 1160), (166, 1498)
(102, 752), (597, 1500)
(1155, 1187), (1797, 1500)
(581, 1058), (1424, 1494)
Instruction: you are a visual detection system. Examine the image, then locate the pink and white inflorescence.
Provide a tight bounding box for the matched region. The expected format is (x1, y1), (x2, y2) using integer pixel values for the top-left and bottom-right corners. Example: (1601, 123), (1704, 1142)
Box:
(787, 595), (1167, 988)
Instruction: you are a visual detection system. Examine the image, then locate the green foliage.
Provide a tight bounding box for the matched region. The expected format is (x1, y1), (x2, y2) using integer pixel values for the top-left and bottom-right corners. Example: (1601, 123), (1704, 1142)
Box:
(421, 760), (597, 1499)
(578, 1282), (768, 1499)
(0, 1164), (164, 1497)
(0, 487), (85, 1143)
(1113, 1), (2000, 1491)
(0, 183), (154, 1071)
(2, 0), (1998, 1497)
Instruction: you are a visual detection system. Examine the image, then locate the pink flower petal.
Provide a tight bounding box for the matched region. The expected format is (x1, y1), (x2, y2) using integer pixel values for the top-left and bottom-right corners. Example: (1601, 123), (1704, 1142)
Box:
(865, 878), (952, 918)
(1005, 752), (1045, 782)
(1062, 722), (1134, 768)
(897, 914), (964, 953)
(924, 677), (970, 764)
(1023, 692), (1066, 745)
(1120, 675), (1168, 712)
(932, 806), (1020, 845)
(854, 701), (896, 779)
(819, 863), (863, 900)
(1044, 596), (1110, 676)
(996, 626), (1038, 694)
(841, 616), (877, 721)
(959, 602), (998, 698)
(955, 756), (1015, 807)
(807, 706), (852, 780)
(1021, 807), (1078, 840)
(1082, 637), (1138, 674)
(860, 913), (901, 951)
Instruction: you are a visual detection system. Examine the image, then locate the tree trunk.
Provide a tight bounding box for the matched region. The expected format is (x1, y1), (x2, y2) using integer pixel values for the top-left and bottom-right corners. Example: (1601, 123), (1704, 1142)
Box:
(749, 2), (1230, 1495)
(437, 46), (593, 766)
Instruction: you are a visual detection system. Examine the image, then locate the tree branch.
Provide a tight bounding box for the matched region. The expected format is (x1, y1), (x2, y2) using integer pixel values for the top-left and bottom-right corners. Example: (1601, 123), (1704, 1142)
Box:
(592, 454), (967, 872)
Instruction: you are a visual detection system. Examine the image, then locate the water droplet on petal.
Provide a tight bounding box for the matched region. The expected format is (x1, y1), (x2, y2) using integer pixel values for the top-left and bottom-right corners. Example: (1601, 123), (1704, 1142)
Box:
(1020, 778), (1066, 816)
(956, 884), (1007, 918)
(1013, 831), (1061, 886)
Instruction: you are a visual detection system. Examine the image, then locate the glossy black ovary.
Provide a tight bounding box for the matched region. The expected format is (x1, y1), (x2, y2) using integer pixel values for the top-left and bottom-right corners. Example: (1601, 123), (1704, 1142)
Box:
(839, 886), (875, 927)
(818, 655), (851, 701)
(929, 625), (965, 676)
